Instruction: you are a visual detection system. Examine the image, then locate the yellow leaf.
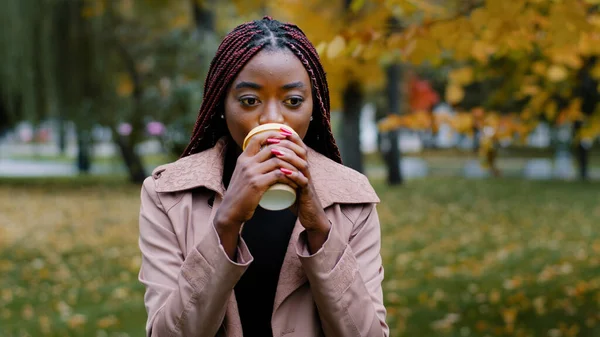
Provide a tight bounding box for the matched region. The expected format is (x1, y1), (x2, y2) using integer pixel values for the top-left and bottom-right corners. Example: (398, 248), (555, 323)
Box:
(529, 91), (550, 111)
(520, 85), (540, 96)
(545, 101), (558, 121)
(406, 38), (440, 64)
(547, 65), (568, 82)
(589, 14), (600, 27)
(97, 315), (119, 329)
(315, 41), (327, 57)
(350, 0), (366, 13)
(363, 42), (382, 60)
(327, 35), (346, 60)
(351, 43), (364, 58)
(378, 115), (404, 132)
(446, 84), (465, 104)
(470, 8), (489, 31)
(81, 0), (105, 18)
(169, 13), (191, 29)
(487, 289), (501, 304)
(471, 41), (495, 63)
(532, 62), (547, 76)
(67, 314), (87, 329)
(449, 67), (474, 86)
(386, 33), (403, 49)
(590, 64), (600, 79)
(402, 40), (417, 58)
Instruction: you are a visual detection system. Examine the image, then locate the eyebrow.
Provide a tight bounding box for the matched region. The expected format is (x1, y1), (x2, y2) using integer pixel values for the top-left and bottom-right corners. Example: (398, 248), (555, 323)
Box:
(234, 81), (262, 90)
(281, 81), (305, 90)
(233, 81), (306, 90)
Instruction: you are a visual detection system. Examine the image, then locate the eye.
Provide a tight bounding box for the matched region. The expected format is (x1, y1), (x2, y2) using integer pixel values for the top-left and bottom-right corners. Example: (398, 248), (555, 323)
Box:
(239, 96), (260, 107)
(284, 96), (304, 107)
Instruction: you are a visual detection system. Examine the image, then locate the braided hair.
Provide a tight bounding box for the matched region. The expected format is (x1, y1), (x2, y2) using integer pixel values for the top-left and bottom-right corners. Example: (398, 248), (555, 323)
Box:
(181, 16), (342, 163)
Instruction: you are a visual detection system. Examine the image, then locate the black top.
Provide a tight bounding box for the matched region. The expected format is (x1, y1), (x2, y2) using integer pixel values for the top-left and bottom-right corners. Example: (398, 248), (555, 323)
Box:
(234, 206), (297, 337)
(222, 144), (297, 336)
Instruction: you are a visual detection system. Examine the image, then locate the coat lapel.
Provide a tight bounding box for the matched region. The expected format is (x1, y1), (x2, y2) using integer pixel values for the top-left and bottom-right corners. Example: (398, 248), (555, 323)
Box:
(272, 218), (307, 314)
(271, 148), (381, 314)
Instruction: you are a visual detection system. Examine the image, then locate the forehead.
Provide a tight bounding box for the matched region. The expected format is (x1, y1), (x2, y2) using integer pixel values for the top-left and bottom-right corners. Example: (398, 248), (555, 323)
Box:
(233, 48), (310, 84)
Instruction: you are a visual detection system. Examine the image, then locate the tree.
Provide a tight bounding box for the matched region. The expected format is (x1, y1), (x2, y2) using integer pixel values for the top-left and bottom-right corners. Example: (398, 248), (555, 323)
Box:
(1, 0), (219, 182)
(1, 0), (106, 172)
(380, 0), (600, 179)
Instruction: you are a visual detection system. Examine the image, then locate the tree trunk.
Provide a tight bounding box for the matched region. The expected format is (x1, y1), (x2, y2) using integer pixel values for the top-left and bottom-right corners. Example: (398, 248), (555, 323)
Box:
(573, 121), (589, 180)
(114, 133), (146, 184)
(112, 25), (148, 183)
(472, 127), (481, 153)
(191, 0), (214, 32)
(575, 141), (590, 180)
(385, 63), (403, 185)
(340, 81), (364, 173)
(574, 57), (598, 181)
(58, 116), (66, 154)
(76, 127), (91, 173)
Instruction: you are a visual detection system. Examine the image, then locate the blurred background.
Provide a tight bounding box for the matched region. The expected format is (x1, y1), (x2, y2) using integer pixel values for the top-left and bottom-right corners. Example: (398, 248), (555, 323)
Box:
(1, 0), (599, 336)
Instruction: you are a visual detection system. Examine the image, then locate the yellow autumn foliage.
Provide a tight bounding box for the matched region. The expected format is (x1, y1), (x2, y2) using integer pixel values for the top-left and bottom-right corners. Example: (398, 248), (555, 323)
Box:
(149, 0), (600, 144)
(379, 0), (600, 135)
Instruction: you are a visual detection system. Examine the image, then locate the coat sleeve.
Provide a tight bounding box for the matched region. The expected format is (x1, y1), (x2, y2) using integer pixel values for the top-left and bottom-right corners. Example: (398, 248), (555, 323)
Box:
(138, 177), (253, 337)
(296, 203), (389, 337)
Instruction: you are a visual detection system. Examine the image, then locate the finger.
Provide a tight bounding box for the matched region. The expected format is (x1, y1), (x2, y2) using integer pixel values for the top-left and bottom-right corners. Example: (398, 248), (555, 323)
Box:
(236, 143), (299, 177)
(248, 141), (297, 165)
(279, 127), (308, 157)
(255, 156), (298, 175)
(254, 167), (300, 190)
(243, 130), (287, 156)
(279, 167), (309, 189)
(269, 146), (310, 178)
(272, 139), (307, 161)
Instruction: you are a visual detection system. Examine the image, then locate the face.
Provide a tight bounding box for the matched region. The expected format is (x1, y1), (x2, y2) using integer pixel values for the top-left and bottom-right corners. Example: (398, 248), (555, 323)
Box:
(224, 48), (314, 150)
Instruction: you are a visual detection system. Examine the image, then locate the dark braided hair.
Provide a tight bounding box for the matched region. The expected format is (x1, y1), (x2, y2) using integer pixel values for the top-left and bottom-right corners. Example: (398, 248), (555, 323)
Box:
(181, 16), (342, 163)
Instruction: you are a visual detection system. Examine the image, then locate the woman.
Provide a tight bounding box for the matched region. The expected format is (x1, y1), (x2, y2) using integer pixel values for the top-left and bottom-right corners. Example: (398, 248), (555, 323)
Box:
(138, 17), (388, 337)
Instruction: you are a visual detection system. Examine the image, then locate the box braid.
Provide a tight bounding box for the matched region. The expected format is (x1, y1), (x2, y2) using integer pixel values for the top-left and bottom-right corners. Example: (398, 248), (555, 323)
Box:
(181, 17), (342, 164)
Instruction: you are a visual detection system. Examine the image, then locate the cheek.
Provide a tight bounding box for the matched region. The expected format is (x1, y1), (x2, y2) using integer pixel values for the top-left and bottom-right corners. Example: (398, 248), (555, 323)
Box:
(223, 97), (247, 147)
(295, 98), (314, 139)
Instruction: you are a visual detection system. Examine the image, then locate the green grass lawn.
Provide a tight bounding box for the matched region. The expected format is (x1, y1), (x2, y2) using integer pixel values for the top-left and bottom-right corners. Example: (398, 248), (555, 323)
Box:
(7, 153), (175, 168)
(1, 177), (599, 336)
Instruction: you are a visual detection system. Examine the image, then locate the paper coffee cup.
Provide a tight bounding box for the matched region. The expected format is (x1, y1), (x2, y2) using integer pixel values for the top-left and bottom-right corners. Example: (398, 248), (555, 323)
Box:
(243, 123), (297, 211)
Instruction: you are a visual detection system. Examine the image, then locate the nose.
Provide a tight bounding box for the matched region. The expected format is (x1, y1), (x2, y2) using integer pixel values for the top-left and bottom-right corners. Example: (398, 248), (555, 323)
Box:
(259, 99), (284, 124)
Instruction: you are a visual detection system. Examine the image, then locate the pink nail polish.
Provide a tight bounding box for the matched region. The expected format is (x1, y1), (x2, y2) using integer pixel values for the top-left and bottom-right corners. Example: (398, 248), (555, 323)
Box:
(267, 138), (280, 145)
(271, 149), (284, 156)
(280, 168), (293, 175)
(280, 127), (293, 136)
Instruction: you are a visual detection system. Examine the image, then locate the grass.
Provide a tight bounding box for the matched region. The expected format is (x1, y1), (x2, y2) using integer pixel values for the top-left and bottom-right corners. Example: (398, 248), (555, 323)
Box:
(374, 178), (600, 336)
(1, 177), (599, 336)
(6, 153), (175, 168)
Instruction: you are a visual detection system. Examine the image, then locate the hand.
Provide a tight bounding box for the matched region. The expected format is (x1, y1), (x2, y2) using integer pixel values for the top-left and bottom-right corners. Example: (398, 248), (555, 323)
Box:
(214, 129), (299, 234)
(268, 127), (331, 252)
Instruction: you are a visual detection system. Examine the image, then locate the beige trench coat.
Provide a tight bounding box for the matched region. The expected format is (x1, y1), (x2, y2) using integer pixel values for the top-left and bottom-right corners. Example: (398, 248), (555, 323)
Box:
(138, 138), (389, 337)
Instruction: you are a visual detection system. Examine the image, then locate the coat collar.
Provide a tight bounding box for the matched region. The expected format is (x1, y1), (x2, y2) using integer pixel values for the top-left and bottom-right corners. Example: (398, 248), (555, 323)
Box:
(152, 137), (379, 208)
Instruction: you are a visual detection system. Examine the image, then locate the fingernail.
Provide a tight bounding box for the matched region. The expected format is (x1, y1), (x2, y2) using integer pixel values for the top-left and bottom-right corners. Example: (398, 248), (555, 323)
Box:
(280, 168), (293, 175)
(280, 131), (292, 137)
(280, 127), (293, 135)
(266, 138), (280, 145)
(271, 148), (284, 157)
